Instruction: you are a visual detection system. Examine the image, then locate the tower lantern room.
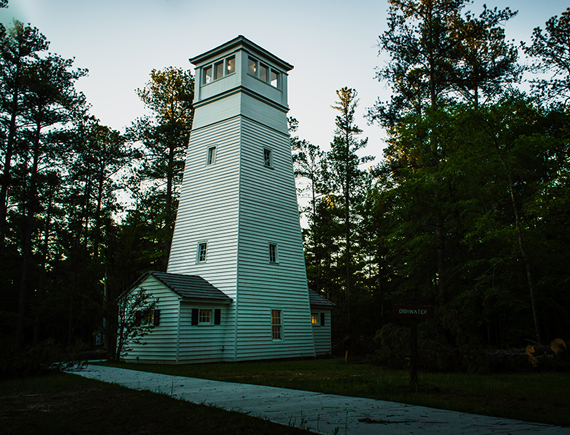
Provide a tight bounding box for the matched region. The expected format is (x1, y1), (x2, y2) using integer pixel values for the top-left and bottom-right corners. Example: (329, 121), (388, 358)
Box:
(190, 36), (292, 134)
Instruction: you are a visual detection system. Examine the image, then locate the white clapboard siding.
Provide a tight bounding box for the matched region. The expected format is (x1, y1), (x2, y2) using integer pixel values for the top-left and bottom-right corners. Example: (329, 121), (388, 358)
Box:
(234, 115), (315, 361)
(312, 312), (332, 356)
(177, 303), (231, 363)
(167, 115), (242, 359)
(123, 276), (181, 363)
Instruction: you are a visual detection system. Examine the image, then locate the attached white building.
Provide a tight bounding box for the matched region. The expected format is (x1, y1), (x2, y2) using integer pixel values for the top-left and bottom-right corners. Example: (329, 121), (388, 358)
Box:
(124, 36), (333, 363)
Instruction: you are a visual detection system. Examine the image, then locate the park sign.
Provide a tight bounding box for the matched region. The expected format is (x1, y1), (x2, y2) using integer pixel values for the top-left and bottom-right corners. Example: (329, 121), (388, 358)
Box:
(392, 304), (434, 319)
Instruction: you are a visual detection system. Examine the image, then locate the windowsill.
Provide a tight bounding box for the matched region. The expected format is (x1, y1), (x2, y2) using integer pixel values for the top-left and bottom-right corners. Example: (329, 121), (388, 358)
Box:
(247, 73), (282, 91)
(203, 72), (236, 86)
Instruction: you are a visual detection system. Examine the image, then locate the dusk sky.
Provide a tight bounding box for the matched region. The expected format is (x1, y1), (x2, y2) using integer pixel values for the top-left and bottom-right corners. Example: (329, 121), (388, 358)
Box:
(1, 0), (568, 163)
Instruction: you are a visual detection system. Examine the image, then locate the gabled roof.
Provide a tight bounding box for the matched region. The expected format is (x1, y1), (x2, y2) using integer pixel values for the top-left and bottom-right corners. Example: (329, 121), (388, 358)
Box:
(142, 271), (232, 304)
(308, 289), (335, 309)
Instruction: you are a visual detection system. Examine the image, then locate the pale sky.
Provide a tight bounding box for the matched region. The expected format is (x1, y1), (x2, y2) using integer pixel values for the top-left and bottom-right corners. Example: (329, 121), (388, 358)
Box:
(2, 0), (568, 164)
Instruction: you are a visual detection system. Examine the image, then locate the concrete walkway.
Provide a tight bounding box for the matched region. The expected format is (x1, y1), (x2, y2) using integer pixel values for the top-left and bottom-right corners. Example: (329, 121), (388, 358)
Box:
(67, 364), (570, 435)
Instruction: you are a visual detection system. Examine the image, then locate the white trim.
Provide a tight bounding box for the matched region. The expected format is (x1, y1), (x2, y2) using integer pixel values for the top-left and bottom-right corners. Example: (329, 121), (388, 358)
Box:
(196, 241), (208, 263)
(271, 308), (283, 341)
(268, 242), (279, 264)
(263, 147), (273, 168)
(206, 145), (217, 166)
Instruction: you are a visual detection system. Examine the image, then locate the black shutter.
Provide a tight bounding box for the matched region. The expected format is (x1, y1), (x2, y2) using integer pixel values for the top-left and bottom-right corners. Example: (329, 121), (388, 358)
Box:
(153, 309), (161, 326)
(214, 309), (221, 325)
(192, 308), (199, 325)
(320, 312), (325, 326)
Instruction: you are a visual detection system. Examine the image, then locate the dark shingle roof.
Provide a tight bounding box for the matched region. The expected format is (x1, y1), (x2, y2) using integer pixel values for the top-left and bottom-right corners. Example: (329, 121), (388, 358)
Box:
(146, 271), (232, 304)
(308, 289), (335, 308)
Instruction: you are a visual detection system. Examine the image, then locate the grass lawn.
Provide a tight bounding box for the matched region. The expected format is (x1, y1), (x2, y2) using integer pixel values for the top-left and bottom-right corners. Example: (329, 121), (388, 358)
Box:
(99, 357), (570, 427)
(0, 371), (315, 435)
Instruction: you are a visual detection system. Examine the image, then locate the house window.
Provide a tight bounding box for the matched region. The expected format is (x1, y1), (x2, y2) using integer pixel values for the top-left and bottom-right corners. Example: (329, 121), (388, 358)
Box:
(203, 65), (213, 84)
(207, 146), (216, 165)
(197, 242), (207, 262)
(311, 313), (318, 325)
(199, 309), (212, 324)
(136, 308), (159, 326)
(271, 310), (282, 340)
(269, 243), (278, 263)
(226, 56), (235, 74)
(271, 70), (279, 87)
(264, 148), (272, 167)
(192, 308), (221, 326)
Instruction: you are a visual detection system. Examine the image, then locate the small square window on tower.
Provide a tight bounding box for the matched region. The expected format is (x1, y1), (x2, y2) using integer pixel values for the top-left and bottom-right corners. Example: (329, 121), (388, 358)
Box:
(271, 310), (282, 340)
(263, 148), (272, 167)
(197, 242), (207, 262)
(207, 146), (216, 165)
(269, 243), (278, 263)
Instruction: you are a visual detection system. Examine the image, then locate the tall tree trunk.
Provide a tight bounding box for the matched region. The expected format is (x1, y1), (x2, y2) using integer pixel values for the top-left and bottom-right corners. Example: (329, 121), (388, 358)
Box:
(500, 158), (541, 344)
(0, 75), (21, 275)
(15, 118), (41, 351)
(163, 140), (175, 269)
(33, 188), (54, 345)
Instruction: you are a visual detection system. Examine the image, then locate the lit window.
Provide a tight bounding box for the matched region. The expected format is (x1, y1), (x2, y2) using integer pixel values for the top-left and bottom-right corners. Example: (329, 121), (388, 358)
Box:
(271, 70), (279, 87)
(197, 242), (207, 262)
(207, 146), (216, 165)
(199, 309), (212, 324)
(260, 64), (269, 82)
(269, 244), (278, 263)
(226, 56), (235, 74)
(248, 57), (257, 76)
(272, 310), (282, 340)
(311, 313), (318, 325)
(264, 148), (272, 167)
(214, 61), (224, 80)
(203, 65), (213, 84)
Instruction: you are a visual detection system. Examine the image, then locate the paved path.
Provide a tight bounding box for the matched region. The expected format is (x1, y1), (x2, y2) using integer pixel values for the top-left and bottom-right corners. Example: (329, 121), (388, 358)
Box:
(67, 364), (570, 435)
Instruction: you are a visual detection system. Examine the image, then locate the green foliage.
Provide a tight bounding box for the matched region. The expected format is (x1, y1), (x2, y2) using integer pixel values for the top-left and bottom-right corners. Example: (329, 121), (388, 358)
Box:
(369, 0), (519, 126)
(522, 7), (570, 104)
(128, 67), (195, 268)
(114, 287), (158, 361)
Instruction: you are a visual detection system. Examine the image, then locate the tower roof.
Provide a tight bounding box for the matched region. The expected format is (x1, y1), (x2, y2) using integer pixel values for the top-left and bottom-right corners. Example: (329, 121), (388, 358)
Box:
(190, 35), (293, 72)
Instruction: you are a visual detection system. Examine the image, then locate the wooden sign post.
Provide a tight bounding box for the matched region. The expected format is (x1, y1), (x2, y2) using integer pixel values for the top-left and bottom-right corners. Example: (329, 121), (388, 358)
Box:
(392, 305), (434, 389)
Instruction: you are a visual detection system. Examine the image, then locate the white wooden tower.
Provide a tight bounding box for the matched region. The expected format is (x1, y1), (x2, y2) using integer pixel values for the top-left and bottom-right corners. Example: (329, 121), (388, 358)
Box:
(167, 36), (316, 361)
